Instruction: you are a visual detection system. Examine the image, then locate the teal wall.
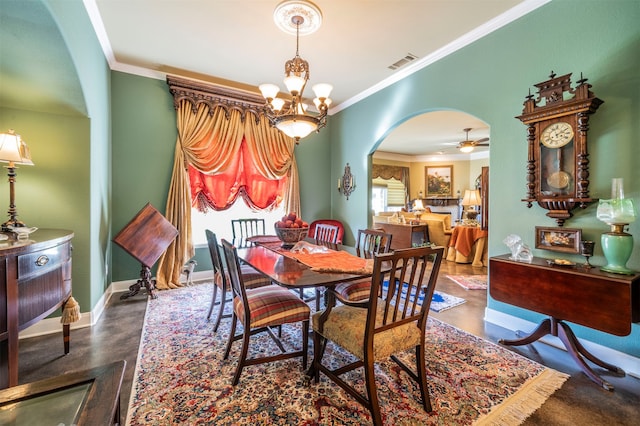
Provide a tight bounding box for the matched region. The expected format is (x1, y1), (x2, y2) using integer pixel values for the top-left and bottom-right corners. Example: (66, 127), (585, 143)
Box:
(0, 0), (111, 313)
(328, 0), (639, 356)
(111, 72), (177, 282)
(46, 0), (112, 309)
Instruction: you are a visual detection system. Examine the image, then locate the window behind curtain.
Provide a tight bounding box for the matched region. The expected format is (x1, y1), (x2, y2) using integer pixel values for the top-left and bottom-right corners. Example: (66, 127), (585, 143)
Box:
(191, 202), (285, 246)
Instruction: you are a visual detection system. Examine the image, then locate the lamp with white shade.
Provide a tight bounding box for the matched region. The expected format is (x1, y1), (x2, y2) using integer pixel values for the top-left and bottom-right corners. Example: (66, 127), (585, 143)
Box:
(0, 129), (34, 231)
(461, 189), (481, 222)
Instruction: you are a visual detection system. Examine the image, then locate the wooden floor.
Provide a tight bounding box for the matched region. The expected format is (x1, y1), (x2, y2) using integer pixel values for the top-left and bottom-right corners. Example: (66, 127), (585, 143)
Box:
(16, 260), (640, 425)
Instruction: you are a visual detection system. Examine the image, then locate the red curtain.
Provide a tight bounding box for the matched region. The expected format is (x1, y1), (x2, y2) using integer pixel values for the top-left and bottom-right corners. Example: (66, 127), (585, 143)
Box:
(189, 137), (288, 211)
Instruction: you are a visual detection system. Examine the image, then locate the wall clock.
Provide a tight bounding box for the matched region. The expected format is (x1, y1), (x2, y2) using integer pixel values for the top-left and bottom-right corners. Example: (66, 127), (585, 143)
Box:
(516, 71), (603, 226)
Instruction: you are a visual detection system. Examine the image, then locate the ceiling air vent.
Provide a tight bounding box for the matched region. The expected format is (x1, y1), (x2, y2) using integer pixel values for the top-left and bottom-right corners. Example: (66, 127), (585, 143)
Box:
(388, 53), (418, 70)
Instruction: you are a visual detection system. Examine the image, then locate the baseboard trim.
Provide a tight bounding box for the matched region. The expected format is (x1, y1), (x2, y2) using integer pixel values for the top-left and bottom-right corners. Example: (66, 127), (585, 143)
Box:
(484, 307), (640, 379)
(18, 271), (214, 340)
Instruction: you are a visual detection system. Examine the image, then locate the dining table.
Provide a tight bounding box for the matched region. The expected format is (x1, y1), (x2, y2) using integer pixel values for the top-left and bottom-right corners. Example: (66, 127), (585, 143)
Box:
(235, 236), (374, 292)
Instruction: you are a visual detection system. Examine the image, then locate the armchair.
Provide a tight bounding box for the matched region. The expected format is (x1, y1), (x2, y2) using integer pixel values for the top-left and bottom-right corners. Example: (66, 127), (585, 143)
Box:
(311, 246), (445, 425)
(205, 230), (271, 332)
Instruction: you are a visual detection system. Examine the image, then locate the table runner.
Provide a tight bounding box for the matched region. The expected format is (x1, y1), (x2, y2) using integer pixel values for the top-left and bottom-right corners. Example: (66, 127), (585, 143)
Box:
(249, 236), (373, 275)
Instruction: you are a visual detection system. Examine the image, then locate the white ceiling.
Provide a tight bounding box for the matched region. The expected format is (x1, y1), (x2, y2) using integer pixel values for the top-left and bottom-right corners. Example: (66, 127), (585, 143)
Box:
(2, 1), (549, 156)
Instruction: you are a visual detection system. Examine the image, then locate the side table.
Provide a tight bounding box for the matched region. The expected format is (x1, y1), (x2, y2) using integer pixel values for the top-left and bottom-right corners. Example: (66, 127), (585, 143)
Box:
(490, 254), (639, 390)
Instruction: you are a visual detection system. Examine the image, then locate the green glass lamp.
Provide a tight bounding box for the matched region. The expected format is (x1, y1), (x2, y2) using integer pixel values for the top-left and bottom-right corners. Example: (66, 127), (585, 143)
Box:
(596, 178), (637, 274)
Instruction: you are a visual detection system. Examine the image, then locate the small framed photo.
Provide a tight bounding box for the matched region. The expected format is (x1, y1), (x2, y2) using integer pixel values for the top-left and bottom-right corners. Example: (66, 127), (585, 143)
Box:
(425, 165), (453, 197)
(535, 226), (582, 254)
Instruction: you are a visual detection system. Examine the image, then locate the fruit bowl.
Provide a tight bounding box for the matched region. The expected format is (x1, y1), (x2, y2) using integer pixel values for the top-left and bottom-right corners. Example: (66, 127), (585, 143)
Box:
(274, 225), (309, 249)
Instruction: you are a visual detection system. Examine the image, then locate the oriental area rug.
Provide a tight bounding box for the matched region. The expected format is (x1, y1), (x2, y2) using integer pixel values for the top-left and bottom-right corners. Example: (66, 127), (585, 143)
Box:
(447, 274), (488, 290)
(126, 283), (568, 425)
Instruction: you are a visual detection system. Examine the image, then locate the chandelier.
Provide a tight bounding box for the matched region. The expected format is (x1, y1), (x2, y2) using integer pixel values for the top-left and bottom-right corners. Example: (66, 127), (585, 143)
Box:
(260, 0), (332, 142)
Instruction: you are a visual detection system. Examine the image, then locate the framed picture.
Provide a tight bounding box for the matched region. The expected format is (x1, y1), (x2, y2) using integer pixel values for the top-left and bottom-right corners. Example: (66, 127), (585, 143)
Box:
(535, 226), (582, 254)
(425, 165), (453, 197)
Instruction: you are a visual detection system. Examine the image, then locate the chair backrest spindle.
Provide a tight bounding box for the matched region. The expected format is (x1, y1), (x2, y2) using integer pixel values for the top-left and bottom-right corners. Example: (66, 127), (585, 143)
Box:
(231, 218), (266, 248)
(314, 223), (340, 244)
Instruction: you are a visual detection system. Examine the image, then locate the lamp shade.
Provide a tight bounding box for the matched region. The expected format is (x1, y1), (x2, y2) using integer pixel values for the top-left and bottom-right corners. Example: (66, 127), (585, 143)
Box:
(0, 130), (34, 166)
(413, 199), (425, 211)
(461, 189), (481, 206)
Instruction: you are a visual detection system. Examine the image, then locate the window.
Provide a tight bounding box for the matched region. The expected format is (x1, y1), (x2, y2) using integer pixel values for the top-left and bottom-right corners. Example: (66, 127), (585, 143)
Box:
(191, 202), (286, 246)
(372, 177), (407, 212)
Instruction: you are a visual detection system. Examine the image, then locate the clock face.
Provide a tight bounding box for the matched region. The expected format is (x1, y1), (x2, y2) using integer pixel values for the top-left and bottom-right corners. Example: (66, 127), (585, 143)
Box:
(540, 121), (574, 148)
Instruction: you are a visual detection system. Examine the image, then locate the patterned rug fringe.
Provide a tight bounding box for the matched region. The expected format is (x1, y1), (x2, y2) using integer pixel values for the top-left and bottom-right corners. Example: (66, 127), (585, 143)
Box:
(475, 369), (569, 425)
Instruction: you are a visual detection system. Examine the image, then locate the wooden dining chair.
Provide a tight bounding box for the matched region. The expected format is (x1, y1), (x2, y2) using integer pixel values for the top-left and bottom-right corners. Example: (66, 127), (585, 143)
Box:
(309, 219), (344, 244)
(231, 218), (266, 248)
(311, 246), (444, 426)
(334, 229), (393, 302)
(205, 230), (272, 332)
(304, 223), (341, 310)
(221, 239), (310, 385)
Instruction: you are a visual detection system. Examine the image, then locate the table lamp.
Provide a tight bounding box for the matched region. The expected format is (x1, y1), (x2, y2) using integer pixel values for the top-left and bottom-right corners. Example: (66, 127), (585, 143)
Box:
(0, 129), (34, 231)
(596, 178), (637, 274)
(412, 198), (425, 220)
(461, 189), (481, 222)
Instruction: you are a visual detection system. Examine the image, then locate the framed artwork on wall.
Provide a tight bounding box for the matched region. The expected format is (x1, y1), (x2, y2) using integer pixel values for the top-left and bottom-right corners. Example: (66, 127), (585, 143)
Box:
(535, 226), (582, 254)
(425, 165), (453, 197)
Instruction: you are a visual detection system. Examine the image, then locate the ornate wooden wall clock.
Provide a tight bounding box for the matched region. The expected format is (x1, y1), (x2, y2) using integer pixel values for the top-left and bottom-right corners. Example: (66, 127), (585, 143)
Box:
(516, 71), (603, 226)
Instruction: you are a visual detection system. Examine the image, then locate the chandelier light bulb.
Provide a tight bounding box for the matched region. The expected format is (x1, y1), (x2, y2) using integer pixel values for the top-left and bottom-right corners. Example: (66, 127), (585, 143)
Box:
(312, 83), (333, 99)
(271, 98), (285, 111)
(283, 75), (305, 95)
(259, 83), (280, 100)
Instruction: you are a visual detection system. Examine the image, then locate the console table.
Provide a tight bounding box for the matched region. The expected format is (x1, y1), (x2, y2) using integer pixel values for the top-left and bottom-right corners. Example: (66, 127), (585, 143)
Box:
(490, 254), (639, 390)
(372, 222), (428, 250)
(0, 229), (74, 389)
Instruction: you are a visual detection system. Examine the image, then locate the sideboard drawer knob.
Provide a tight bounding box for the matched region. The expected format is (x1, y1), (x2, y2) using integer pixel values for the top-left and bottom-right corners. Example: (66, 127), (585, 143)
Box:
(35, 255), (49, 267)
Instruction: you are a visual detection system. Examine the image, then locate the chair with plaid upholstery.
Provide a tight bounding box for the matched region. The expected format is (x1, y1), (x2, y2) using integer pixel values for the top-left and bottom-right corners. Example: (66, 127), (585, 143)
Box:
(222, 238), (310, 385)
(311, 246), (444, 426)
(205, 230), (271, 332)
(334, 229), (392, 302)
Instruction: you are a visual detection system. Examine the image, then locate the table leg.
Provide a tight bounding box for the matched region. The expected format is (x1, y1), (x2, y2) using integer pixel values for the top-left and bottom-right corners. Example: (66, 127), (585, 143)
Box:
(500, 317), (623, 391)
(120, 265), (157, 300)
(499, 318), (552, 346)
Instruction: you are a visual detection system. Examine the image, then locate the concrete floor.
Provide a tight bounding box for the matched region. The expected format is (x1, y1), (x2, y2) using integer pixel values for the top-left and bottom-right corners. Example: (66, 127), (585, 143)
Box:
(17, 261), (640, 425)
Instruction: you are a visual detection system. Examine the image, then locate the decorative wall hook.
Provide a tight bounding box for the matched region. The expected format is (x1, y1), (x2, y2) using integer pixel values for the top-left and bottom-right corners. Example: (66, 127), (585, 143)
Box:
(337, 163), (356, 200)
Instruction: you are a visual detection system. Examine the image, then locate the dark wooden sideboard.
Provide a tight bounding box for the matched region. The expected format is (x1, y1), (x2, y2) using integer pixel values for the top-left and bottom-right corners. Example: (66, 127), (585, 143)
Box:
(372, 222), (429, 250)
(0, 229), (74, 388)
(490, 254), (639, 390)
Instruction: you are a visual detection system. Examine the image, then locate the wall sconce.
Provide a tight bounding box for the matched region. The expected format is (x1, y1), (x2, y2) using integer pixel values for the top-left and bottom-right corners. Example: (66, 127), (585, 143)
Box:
(337, 163), (356, 200)
(0, 129), (34, 231)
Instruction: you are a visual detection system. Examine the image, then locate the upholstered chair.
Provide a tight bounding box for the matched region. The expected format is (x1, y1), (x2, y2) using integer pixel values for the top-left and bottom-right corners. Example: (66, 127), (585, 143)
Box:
(221, 239), (310, 385)
(205, 230), (272, 332)
(311, 246), (444, 426)
(334, 229), (392, 302)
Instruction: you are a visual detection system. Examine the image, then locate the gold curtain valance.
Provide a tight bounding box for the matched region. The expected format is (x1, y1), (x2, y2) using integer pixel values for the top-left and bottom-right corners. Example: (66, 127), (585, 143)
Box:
(372, 164), (408, 181)
(166, 75), (266, 124)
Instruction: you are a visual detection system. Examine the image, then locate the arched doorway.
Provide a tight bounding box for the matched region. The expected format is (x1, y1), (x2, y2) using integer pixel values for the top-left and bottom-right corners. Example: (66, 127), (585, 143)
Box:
(370, 110), (490, 228)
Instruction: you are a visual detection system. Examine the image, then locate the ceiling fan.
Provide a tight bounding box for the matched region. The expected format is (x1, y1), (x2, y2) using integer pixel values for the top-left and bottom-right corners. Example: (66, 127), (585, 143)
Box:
(457, 128), (489, 153)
